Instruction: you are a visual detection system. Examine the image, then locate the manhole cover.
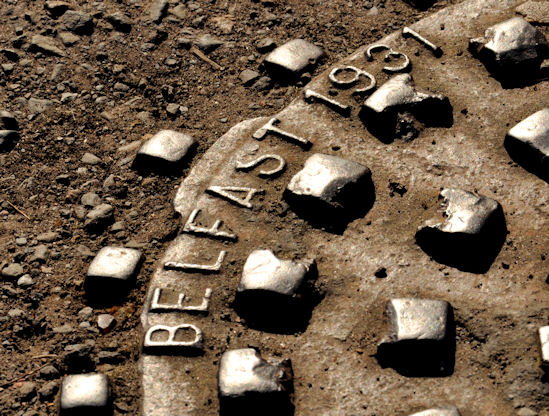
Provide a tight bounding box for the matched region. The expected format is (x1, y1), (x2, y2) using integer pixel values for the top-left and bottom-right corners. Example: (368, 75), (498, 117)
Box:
(140, 0), (549, 414)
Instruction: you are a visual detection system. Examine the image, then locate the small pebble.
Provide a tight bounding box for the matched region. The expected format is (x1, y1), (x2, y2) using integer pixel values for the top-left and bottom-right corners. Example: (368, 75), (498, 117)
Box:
(81, 152), (102, 165)
(97, 314), (116, 333)
(17, 274), (34, 287)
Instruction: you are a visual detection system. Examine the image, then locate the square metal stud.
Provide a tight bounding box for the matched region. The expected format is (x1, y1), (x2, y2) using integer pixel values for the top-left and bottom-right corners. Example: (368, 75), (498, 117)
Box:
(238, 250), (314, 296)
(85, 247), (143, 301)
(264, 39), (325, 81)
(234, 250), (317, 331)
(360, 74), (452, 143)
(505, 108), (548, 182)
(132, 130), (196, 174)
(469, 17), (549, 84)
(59, 373), (111, 415)
(377, 298), (455, 376)
(415, 188), (506, 273)
(218, 348), (293, 415)
(284, 153), (374, 230)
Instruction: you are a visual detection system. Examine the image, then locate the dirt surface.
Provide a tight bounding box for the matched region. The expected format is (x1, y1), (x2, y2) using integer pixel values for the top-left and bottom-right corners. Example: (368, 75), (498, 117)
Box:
(0, 1), (469, 414)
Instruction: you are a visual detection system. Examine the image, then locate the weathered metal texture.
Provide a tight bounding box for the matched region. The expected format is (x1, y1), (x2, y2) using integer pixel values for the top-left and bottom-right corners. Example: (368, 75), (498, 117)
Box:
(218, 348), (293, 414)
(381, 299), (452, 343)
(469, 16), (549, 85)
(284, 153), (374, 227)
(360, 73), (452, 142)
(516, 1), (549, 26)
(377, 298), (455, 376)
(415, 189), (506, 273)
(132, 129), (196, 174)
(505, 108), (549, 182)
(140, 1), (549, 415)
(237, 250), (313, 296)
(264, 39), (325, 81)
(85, 247), (143, 301)
(234, 250), (317, 332)
(59, 373), (111, 415)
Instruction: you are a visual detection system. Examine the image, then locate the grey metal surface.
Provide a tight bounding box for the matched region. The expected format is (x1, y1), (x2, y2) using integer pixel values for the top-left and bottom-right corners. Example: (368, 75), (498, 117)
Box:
(505, 108), (549, 181)
(377, 298), (454, 376)
(218, 348), (289, 397)
(87, 247), (143, 281)
(218, 348), (293, 415)
(139, 0), (548, 414)
(284, 153), (373, 219)
(264, 39), (325, 80)
(361, 73), (452, 142)
(133, 129), (196, 173)
(59, 373), (111, 415)
(238, 250), (313, 296)
(381, 298), (451, 343)
(469, 16), (549, 83)
(85, 247), (143, 300)
(415, 189), (506, 273)
(418, 189), (502, 235)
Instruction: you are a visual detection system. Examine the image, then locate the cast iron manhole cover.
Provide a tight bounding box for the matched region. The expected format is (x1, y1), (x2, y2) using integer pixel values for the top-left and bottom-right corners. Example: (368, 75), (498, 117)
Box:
(139, 1), (549, 414)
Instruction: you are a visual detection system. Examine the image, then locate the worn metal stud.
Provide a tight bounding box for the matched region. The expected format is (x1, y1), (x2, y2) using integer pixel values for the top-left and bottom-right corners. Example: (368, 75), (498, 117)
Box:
(59, 373), (111, 415)
(218, 348), (293, 414)
(85, 247), (143, 301)
(264, 39), (325, 81)
(416, 189), (506, 273)
(505, 108), (549, 182)
(132, 130), (196, 174)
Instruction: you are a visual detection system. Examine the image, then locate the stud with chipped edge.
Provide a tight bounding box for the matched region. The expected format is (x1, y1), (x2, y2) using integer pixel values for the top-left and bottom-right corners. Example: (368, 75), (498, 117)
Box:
(264, 39), (325, 81)
(505, 108), (548, 182)
(284, 153), (374, 228)
(415, 188), (506, 273)
(234, 250), (317, 330)
(377, 298), (455, 376)
(218, 348), (293, 415)
(85, 247), (143, 301)
(360, 74), (452, 143)
(59, 373), (111, 416)
(409, 405), (461, 416)
(238, 250), (315, 296)
(469, 17), (549, 83)
(132, 130), (196, 174)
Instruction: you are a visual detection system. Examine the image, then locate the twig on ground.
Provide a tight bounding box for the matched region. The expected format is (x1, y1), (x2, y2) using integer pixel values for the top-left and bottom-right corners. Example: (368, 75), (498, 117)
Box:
(4, 200), (31, 220)
(1, 363), (54, 388)
(190, 46), (224, 71)
(32, 354), (58, 360)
